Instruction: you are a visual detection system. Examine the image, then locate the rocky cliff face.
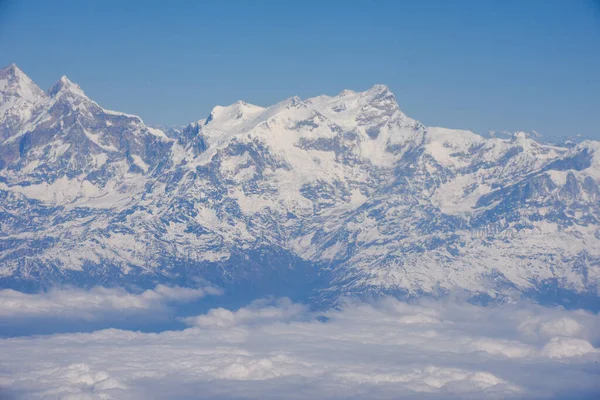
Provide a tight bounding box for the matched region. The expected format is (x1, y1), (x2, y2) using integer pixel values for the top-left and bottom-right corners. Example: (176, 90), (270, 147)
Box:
(1, 64), (598, 304)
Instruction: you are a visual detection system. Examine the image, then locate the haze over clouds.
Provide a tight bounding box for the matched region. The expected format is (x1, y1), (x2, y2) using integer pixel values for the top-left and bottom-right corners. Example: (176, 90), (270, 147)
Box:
(1, 288), (599, 399)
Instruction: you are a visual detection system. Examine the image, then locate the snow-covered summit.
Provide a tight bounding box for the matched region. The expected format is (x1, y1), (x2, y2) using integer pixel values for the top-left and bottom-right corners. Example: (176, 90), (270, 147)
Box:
(0, 64), (48, 142)
(0, 64), (46, 103)
(198, 84), (417, 145)
(48, 75), (87, 99)
(0, 66), (173, 194)
(204, 100), (266, 131)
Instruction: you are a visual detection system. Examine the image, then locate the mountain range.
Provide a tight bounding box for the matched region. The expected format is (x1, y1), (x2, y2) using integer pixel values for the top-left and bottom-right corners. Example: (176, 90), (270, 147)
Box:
(1, 64), (599, 306)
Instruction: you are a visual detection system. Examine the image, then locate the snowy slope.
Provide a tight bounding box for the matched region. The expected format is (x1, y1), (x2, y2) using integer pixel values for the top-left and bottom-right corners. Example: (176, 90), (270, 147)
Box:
(0, 64), (47, 142)
(0, 64), (598, 304)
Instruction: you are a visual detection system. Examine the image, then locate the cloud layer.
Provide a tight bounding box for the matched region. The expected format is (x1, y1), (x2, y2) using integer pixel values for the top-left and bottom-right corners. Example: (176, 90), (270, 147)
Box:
(0, 284), (222, 336)
(1, 295), (599, 399)
(0, 285), (221, 319)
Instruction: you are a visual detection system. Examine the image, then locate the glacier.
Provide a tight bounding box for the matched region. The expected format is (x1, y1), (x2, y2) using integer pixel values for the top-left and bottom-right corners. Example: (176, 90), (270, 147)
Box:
(0, 64), (599, 307)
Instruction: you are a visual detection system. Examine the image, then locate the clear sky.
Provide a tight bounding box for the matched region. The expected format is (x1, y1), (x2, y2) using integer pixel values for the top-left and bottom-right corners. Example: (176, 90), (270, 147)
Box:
(1, 0), (599, 140)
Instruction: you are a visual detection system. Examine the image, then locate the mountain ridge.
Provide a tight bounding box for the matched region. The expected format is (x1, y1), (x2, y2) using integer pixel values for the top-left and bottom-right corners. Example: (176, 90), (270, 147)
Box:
(0, 64), (598, 307)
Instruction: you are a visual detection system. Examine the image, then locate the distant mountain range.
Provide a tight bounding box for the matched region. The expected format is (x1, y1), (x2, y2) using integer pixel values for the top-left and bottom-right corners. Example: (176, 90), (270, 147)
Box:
(1, 64), (599, 306)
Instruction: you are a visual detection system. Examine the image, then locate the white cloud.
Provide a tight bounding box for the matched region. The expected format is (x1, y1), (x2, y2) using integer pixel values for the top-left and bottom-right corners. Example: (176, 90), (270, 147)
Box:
(184, 297), (308, 328)
(540, 336), (598, 359)
(0, 284), (221, 319)
(0, 296), (599, 399)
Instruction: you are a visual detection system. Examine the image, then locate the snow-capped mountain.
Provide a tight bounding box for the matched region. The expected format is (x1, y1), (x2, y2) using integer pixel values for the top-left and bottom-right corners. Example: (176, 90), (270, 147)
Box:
(1, 64), (599, 305)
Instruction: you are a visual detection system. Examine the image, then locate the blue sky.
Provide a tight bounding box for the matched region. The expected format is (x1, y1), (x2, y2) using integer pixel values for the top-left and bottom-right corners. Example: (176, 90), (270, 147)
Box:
(1, 0), (599, 140)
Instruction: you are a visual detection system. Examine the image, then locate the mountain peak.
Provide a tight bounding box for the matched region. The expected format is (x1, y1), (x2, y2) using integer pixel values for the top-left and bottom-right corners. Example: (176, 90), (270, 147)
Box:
(0, 64), (39, 88)
(48, 75), (86, 98)
(204, 100), (266, 129)
(355, 84), (401, 117)
(59, 75), (71, 84)
(0, 63), (46, 104)
(338, 89), (356, 97)
(1, 63), (17, 74)
(0, 63), (24, 77)
(364, 84), (393, 97)
(363, 84), (395, 101)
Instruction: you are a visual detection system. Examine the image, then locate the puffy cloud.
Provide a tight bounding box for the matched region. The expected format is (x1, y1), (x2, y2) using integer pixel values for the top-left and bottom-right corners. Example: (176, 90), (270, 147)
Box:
(540, 337), (598, 358)
(0, 284), (222, 336)
(0, 295), (599, 399)
(184, 297), (308, 328)
(0, 284), (221, 319)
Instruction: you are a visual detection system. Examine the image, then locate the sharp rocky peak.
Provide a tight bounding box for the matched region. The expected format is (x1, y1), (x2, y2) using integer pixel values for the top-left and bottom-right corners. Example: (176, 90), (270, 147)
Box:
(0, 63), (46, 102)
(0, 63), (27, 80)
(48, 75), (87, 99)
(359, 84), (398, 106)
(365, 83), (391, 94)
